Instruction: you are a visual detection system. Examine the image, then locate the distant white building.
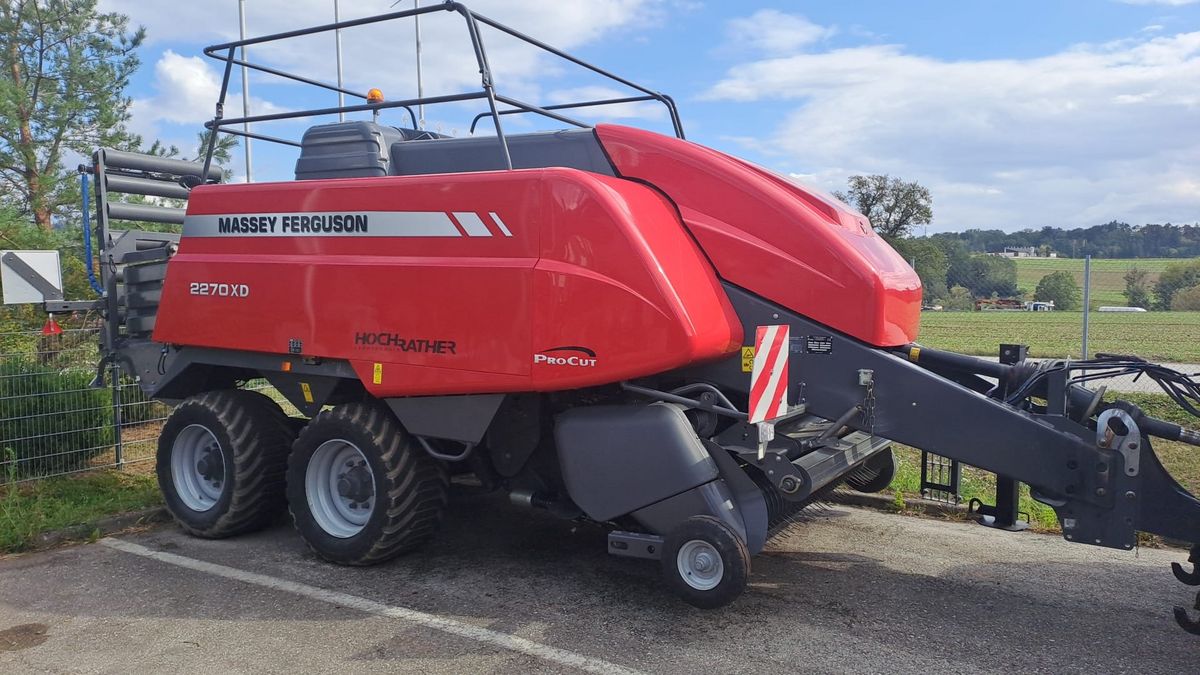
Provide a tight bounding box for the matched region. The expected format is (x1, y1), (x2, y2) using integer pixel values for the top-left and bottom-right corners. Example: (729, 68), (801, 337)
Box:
(992, 246), (1057, 258)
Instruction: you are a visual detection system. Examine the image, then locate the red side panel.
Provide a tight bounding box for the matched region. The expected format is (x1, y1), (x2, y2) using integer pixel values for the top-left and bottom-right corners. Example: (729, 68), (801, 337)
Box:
(596, 124), (922, 346)
(532, 171), (742, 389)
(154, 168), (739, 396)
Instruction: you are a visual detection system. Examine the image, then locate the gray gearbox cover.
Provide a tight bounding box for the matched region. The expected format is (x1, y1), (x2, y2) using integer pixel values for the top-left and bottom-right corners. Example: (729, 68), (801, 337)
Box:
(554, 403), (719, 522)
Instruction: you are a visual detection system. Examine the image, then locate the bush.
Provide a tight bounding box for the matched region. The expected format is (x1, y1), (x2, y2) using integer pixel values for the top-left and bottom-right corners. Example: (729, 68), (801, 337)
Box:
(949, 255), (1018, 298)
(1154, 259), (1200, 310)
(1170, 285), (1200, 311)
(942, 285), (976, 311)
(0, 358), (112, 480)
(1035, 270), (1081, 310)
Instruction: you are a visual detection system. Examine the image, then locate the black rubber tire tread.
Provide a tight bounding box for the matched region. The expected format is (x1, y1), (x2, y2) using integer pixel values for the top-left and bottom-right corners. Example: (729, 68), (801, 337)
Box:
(156, 389), (295, 538)
(661, 515), (751, 609)
(125, 288), (162, 309)
(123, 262), (167, 284)
(287, 402), (448, 566)
(125, 314), (156, 334)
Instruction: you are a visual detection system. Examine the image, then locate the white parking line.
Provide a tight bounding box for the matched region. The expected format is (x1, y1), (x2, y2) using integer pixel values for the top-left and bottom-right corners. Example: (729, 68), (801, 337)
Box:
(100, 538), (642, 675)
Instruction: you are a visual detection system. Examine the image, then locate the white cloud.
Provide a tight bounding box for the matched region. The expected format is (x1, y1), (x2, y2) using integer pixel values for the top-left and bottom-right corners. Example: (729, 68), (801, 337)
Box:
(727, 10), (834, 55)
(127, 50), (286, 159)
(133, 51), (284, 126)
(704, 28), (1200, 230)
(101, 0), (663, 95)
(104, 1), (669, 147)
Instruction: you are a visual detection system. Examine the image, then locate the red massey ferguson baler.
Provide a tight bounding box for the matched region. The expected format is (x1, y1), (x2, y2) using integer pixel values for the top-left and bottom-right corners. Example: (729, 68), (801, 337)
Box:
(58, 5), (1200, 623)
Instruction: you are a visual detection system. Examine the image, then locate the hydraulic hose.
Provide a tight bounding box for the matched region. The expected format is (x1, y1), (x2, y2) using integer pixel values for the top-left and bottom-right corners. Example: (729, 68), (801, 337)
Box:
(900, 343), (1200, 449)
(895, 343), (1011, 380)
(79, 171), (104, 295)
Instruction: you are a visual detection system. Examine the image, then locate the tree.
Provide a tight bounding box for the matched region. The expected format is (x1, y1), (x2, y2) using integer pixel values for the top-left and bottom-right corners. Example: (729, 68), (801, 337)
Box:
(890, 237), (948, 302)
(948, 254), (1018, 298)
(0, 0), (144, 230)
(1035, 271), (1081, 310)
(943, 285), (975, 311)
(834, 174), (932, 240)
(1170, 285), (1200, 311)
(1154, 259), (1200, 310)
(1123, 266), (1151, 309)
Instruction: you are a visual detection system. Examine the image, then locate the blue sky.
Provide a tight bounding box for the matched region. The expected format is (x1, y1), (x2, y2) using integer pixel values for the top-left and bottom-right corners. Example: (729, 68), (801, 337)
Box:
(99, 0), (1200, 233)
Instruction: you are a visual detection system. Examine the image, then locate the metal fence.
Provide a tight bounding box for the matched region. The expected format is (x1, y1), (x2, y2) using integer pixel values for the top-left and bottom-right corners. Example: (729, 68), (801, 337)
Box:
(0, 326), (294, 485)
(919, 254), (1200, 389)
(0, 328), (164, 483)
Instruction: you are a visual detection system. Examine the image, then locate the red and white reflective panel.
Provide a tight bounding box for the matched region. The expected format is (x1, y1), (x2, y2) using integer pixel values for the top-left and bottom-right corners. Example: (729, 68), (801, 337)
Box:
(749, 325), (789, 423)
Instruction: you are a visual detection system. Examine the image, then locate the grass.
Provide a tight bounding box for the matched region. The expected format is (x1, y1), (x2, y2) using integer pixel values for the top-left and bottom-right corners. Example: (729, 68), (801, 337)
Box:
(884, 390), (1200, 532)
(887, 446), (1060, 530)
(1013, 257), (1180, 307)
(0, 471), (161, 553)
(917, 310), (1200, 362)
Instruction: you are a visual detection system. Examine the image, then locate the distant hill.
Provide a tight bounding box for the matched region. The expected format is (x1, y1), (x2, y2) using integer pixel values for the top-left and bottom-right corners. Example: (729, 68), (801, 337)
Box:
(929, 221), (1200, 258)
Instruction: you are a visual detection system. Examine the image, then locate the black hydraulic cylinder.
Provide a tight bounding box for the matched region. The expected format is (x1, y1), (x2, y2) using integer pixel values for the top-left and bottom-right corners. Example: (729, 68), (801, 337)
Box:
(897, 343), (1011, 379)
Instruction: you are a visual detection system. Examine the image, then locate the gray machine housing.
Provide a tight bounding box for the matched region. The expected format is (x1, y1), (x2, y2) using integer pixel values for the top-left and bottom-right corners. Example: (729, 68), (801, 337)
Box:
(294, 121), (616, 181)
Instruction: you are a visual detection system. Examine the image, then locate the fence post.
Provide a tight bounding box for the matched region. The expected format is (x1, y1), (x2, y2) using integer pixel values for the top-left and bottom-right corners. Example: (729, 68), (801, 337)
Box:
(1082, 254), (1091, 358)
(111, 362), (124, 468)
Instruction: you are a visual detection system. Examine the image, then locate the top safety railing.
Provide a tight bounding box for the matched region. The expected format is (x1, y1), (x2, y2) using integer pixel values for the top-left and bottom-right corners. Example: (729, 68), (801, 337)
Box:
(198, 1), (685, 181)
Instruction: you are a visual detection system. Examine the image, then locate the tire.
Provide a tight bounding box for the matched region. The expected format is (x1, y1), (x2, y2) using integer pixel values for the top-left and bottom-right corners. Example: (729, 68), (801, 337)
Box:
(845, 447), (896, 494)
(661, 515), (751, 609)
(287, 402), (448, 566)
(157, 390), (295, 538)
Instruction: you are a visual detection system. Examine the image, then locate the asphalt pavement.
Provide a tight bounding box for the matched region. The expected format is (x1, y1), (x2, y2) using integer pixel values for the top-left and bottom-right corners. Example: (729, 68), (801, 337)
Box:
(0, 492), (1196, 674)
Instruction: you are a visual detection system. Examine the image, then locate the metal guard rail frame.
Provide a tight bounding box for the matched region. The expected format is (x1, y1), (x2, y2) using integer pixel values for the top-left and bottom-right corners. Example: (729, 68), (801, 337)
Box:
(198, 1), (686, 180)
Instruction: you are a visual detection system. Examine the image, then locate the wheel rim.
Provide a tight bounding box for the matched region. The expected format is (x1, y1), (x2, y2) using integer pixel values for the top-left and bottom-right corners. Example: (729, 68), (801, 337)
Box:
(305, 439), (375, 538)
(170, 424), (225, 512)
(677, 539), (725, 591)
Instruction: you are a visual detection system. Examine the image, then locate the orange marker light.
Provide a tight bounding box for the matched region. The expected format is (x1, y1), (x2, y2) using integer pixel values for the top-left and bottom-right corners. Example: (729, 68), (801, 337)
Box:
(366, 88), (384, 104)
(281, 361), (292, 372)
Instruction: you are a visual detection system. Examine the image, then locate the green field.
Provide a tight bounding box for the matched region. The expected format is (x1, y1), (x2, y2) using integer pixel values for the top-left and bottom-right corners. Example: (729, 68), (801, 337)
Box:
(1013, 257), (1180, 307)
(918, 310), (1200, 362)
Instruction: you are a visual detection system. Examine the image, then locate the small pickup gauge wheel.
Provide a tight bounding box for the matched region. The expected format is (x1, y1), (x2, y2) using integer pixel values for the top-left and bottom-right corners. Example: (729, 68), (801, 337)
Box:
(157, 390), (294, 538)
(287, 403), (448, 566)
(661, 516), (751, 609)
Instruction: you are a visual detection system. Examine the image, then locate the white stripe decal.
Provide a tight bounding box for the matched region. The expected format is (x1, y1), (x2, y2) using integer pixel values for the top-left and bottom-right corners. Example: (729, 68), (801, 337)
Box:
(100, 539), (642, 675)
(749, 325), (789, 423)
(453, 212), (493, 237)
(182, 211), (461, 238)
(749, 325), (779, 423)
(490, 212), (514, 237)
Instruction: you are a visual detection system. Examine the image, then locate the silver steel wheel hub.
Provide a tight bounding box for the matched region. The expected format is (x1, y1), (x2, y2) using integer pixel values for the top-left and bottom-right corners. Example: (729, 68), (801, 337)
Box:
(171, 424), (225, 512)
(677, 539), (725, 591)
(305, 439), (375, 538)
